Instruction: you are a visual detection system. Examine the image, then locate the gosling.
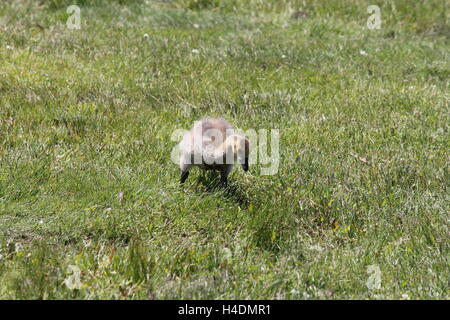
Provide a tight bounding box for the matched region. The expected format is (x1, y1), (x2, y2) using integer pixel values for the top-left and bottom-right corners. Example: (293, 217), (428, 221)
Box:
(178, 117), (250, 184)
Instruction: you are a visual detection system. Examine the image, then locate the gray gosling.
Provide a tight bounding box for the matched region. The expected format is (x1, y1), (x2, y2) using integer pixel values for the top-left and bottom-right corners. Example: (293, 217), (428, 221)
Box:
(178, 117), (250, 184)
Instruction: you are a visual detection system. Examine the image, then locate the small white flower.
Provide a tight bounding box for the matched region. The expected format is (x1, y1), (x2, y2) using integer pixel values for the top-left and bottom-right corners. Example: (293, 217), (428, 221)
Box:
(6, 45), (13, 50)
(281, 54), (287, 59)
(193, 24), (200, 29)
(143, 33), (149, 40)
(359, 49), (368, 56)
(15, 243), (22, 252)
(401, 293), (409, 300)
(39, 219), (44, 224)
(191, 49), (200, 54)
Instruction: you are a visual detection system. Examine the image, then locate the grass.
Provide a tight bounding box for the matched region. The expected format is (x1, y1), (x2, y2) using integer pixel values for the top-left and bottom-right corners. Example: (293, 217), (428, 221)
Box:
(0, 0), (448, 299)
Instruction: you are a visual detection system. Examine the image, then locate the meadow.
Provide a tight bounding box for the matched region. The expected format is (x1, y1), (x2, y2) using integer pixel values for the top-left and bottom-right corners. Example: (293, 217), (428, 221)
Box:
(0, 0), (448, 299)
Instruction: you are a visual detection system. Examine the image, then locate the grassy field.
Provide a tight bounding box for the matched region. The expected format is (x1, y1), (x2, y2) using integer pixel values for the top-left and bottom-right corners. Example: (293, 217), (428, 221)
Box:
(0, 0), (448, 299)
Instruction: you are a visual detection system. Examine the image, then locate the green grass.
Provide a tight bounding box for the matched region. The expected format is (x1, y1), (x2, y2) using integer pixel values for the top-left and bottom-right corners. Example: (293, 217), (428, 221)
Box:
(0, 0), (448, 299)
